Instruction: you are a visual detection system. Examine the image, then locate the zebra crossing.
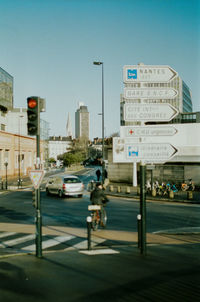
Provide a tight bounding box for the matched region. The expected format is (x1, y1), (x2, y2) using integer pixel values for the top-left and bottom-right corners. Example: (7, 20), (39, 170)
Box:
(0, 231), (108, 254)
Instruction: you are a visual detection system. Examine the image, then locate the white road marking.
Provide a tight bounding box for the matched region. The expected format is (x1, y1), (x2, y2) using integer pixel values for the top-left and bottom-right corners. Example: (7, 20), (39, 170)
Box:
(0, 232), (16, 239)
(0, 234), (35, 248)
(22, 235), (75, 251)
(80, 249), (120, 255)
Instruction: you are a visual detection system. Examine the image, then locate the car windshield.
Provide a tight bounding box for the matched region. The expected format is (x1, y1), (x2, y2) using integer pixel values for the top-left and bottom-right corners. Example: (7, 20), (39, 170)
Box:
(64, 178), (81, 184)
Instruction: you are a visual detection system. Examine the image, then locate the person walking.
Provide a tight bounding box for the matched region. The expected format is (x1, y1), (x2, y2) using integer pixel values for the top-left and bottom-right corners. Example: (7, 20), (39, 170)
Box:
(96, 169), (101, 181)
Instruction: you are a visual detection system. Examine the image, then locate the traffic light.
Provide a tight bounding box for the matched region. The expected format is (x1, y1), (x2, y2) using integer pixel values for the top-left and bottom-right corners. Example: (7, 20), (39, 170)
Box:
(32, 189), (36, 208)
(27, 97), (39, 136)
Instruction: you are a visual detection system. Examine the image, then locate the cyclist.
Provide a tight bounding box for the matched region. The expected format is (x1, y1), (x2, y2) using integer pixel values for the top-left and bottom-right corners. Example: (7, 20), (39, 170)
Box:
(90, 182), (109, 206)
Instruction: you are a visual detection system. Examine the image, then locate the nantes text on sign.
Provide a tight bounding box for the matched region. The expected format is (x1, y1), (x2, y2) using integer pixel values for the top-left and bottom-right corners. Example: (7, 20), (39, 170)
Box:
(123, 65), (177, 83)
(124, 103), (179, 122)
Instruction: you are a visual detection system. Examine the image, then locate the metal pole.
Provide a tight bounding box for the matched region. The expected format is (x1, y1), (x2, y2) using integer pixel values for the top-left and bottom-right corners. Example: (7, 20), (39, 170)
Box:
(35, 133), (42, 258)
(5, 163), (8, 190)
(137, 214), (141, 248)
(86, 216), (92, 250)
(140, 162), (146, 255)
(101, 63), (105, 185)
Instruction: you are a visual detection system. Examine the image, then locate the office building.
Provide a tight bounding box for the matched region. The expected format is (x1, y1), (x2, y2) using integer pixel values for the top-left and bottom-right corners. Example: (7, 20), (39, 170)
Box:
(75, 103), (89, 140)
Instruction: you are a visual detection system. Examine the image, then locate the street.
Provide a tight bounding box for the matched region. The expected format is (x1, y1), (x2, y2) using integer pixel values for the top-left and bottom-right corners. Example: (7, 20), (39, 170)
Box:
(0, 167), (200, 301)
(0, 167), (199, 254)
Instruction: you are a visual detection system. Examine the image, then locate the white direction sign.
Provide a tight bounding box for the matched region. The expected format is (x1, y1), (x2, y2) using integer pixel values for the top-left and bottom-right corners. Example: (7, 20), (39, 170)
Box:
(124, 88), (178, 99)
(113, 138), (178, 163)
(120, 125), (177, 137)
(29, 170), (45, 189)
(123, 65), (177, 83)
(124, 103), (179, 122)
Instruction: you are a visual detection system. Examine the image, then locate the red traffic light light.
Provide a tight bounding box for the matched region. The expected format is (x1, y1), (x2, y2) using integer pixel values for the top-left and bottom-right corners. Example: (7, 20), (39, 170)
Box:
(28, 98), (37, 109)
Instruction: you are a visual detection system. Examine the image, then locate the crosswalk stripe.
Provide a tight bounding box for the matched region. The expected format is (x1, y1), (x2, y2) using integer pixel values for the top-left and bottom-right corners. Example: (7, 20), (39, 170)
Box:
(22, 235), (75, 251)
(0, 234), (35, 248)
(0, 232), (16, 239)
(64, 237), (106, 251)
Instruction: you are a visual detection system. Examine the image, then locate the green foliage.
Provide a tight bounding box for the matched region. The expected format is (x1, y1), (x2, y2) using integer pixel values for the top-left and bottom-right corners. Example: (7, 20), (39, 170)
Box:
(62, 152), (85, 167)
(49, 157), (56, 163)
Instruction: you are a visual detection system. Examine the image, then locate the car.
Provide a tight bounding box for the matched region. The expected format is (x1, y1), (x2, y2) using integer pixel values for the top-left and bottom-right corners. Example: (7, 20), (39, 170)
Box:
(46, 175), (84, 198)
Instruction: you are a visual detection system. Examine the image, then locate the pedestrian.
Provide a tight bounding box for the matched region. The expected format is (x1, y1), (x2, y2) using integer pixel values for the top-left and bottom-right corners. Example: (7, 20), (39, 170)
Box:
(96, 169), (101, 181)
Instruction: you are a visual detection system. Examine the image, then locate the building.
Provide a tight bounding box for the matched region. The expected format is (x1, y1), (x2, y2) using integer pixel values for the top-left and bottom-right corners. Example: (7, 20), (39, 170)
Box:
(0, 67), (13, 112)
(75, 103), (89, 140)
(48, 136), (72, 162)
(0, 66), (49, 178)
(66, 112), (73, 137)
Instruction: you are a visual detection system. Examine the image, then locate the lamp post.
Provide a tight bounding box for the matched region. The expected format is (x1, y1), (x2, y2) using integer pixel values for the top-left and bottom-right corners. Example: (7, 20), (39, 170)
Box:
(93, 61), (105, 184)
(4, 161), (8, 190)
(18, 115), (23, 188)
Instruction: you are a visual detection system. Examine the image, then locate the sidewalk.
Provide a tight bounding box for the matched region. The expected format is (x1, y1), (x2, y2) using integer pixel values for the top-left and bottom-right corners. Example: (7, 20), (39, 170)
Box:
(0, 234), (199, 301)
(104, 182), (200, 204)
(0, 177), (200, 300)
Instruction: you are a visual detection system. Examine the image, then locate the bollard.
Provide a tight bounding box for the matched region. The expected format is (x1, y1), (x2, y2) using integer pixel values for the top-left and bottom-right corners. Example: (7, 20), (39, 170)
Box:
(152, 189), (156, 197)
(169, 190), (174, 199)
(137, 214), (142, 249)
(86, 216), (92, 250)
(117, 186), (121, 193)
(110, 185), (114, 192)
(187, 191), (193, 200)
(126, 186), (130, 194)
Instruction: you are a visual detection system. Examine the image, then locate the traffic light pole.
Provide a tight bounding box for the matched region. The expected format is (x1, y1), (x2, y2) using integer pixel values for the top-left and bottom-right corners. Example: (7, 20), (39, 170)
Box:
(139, 162), (146, 255)
(35, 133), (42, 258)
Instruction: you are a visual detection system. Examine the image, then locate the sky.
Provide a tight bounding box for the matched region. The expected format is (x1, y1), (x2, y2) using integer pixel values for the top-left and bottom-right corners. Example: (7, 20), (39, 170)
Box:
(0, 0), (199, 139)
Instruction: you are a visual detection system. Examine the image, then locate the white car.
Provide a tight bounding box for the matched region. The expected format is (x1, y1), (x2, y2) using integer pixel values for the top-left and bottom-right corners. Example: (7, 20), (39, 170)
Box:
(46, 175), (84, 198)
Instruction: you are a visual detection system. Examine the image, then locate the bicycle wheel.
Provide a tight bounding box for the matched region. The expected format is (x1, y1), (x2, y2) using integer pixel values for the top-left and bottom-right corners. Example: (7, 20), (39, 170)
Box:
(92, 211), (99, 231)
(100, 208), (107, 228)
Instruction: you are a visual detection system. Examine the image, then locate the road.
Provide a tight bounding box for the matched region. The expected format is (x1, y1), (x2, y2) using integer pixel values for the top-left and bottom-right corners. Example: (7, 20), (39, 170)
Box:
(0, 166), (199, 255)
(0, 167), (200, 302)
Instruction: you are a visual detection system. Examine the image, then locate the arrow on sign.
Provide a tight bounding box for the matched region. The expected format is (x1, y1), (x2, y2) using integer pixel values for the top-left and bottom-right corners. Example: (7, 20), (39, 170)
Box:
(124, 88), (178, 99)
(126, 143), (178, 162)
(123, 65), (177, 83)
(121, 125), (177, 137)
(29, 170), (44, 189)
(124, 103), (179, 122)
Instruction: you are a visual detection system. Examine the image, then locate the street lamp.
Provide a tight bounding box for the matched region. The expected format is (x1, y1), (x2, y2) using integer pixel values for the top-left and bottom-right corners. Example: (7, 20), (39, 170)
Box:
(93, 61), (105, 184)
(4, 161), (8, 190)
(18, 115), (23, 188)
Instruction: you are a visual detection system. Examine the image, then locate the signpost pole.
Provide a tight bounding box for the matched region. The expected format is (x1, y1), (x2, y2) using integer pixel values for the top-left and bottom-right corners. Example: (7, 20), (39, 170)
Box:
(140, 162), (146, 255)
(35, 133), (42, 258)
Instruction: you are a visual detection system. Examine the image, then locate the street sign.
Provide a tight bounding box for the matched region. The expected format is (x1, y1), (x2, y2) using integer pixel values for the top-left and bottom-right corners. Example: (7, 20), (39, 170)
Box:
(123, 103), (179, 122)
(113, 138), (178, 163)
(124, 88), (178, 99)
(120, 125), (177, 137)
(29, 170), (45, 189)
(123, 65), (177, 83)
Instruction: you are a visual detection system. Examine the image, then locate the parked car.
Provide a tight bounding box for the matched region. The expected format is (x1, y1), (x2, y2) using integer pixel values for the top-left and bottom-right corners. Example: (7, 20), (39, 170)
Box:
(46, 175), (84, 198)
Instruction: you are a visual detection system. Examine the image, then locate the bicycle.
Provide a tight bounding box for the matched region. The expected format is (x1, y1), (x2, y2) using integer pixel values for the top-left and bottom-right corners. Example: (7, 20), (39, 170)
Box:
(88, 204), (107, 231)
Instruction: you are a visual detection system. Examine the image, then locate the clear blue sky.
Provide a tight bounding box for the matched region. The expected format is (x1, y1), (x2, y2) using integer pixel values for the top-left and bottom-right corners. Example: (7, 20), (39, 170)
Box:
(0, 0), (199, 139)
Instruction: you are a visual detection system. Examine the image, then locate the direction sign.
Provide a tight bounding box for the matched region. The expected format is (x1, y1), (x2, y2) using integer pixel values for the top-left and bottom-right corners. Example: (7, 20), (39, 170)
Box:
(123, 65), (177, 83)
(124, 88), (178, 99)
(29, 170), (45, 189)
(113, 138), (178, 163)
(123, 103), (179, 122)
(120, 125), (177, 137)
